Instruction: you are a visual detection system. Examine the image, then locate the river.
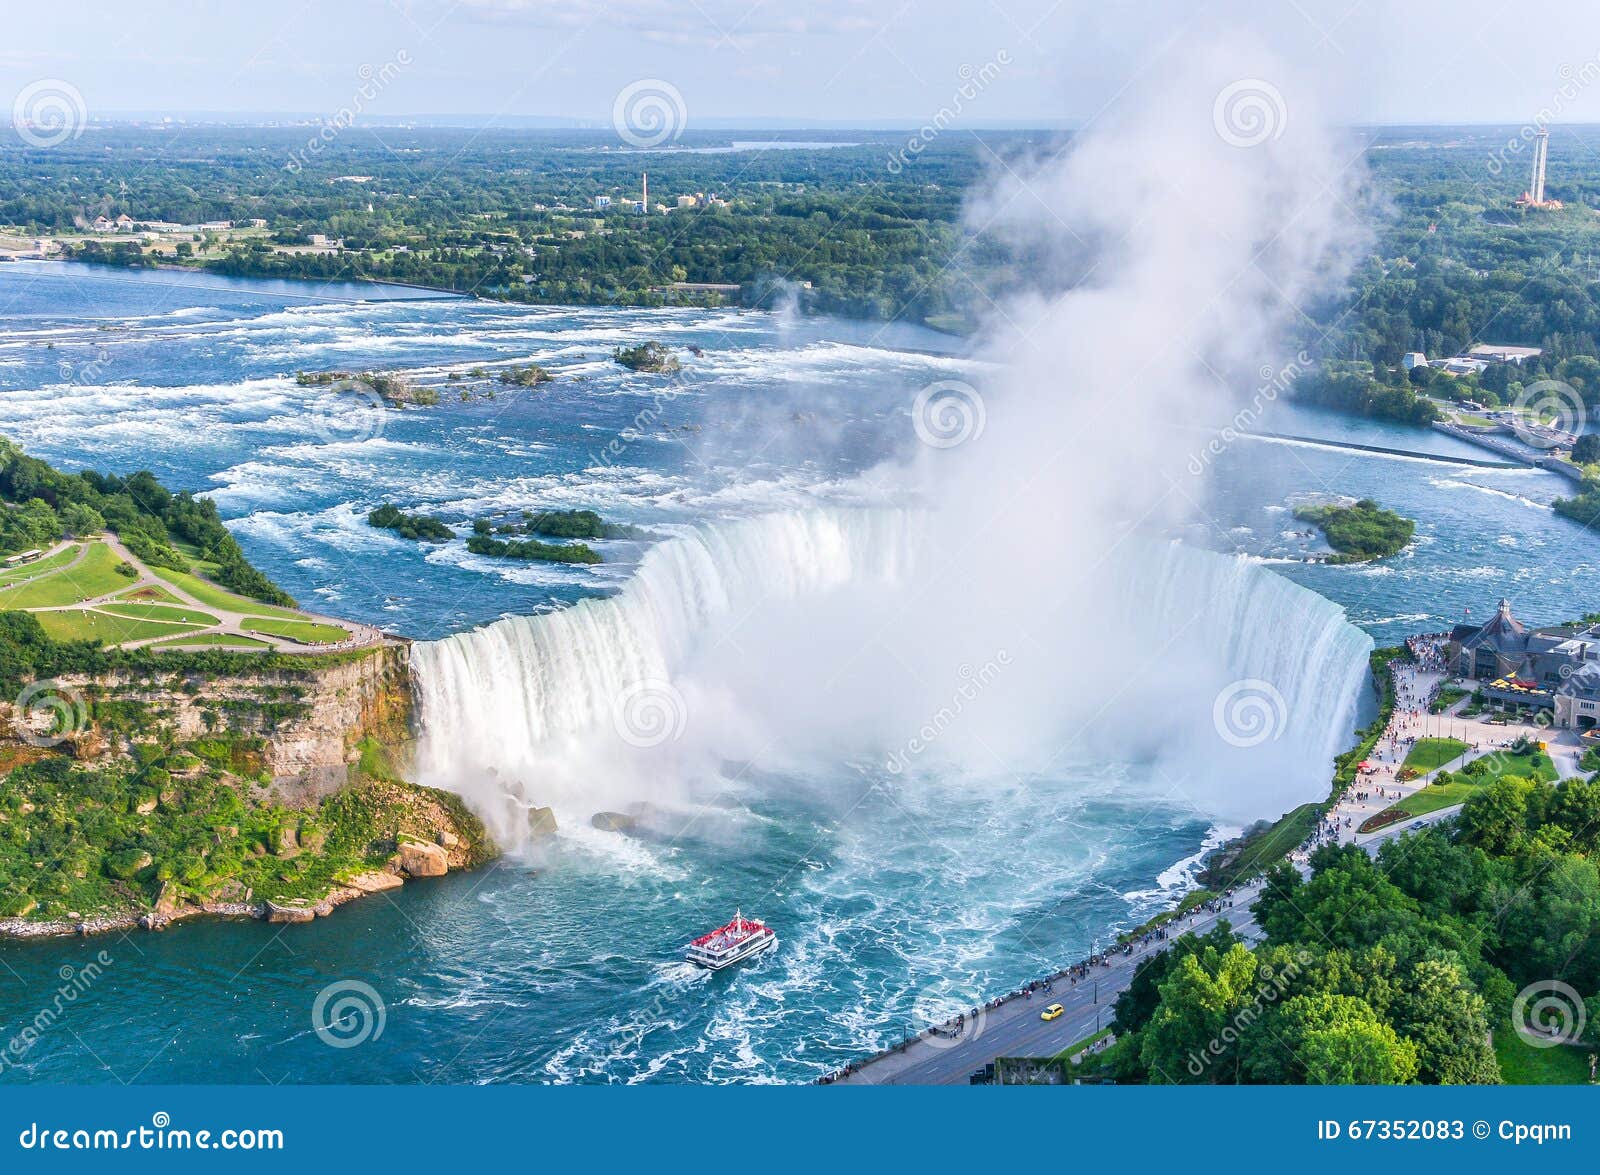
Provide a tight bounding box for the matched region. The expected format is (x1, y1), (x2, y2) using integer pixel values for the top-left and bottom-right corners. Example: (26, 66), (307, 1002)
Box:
(0, 262), (1587, 1083)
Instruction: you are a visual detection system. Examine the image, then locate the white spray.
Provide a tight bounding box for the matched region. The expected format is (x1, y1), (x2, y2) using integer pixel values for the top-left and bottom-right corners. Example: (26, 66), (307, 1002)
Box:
(410, 44), (1373, 846)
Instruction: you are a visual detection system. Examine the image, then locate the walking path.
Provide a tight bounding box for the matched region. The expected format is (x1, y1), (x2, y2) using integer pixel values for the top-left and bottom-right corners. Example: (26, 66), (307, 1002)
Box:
(10, 534), (386, 654)
(1302, 634), (1584, 857)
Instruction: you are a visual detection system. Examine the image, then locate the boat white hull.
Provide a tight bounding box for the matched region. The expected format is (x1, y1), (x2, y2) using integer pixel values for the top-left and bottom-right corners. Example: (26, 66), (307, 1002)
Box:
(689, 931), (777, 970)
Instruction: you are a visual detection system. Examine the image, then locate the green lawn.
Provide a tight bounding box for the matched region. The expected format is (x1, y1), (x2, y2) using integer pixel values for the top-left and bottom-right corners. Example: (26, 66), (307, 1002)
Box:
(147, 564), (305, 620)
(1393, 777), (1484, 818)
(0, 543), (82, 586)
(34, 609), (207, 645)
(1494, 1028), (1595, 1084)
(0, 542), (131, 609)
(1403, 737), (1471, 773)
(1389, 748), (1559, 821)
(148, 633), (271, 650)
(241, 617), (350, 645)
(96, 602), (221, 627)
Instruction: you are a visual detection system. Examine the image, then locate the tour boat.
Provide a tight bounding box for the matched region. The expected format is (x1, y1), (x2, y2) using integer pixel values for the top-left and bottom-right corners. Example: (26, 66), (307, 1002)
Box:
(685, 910), (776, 970)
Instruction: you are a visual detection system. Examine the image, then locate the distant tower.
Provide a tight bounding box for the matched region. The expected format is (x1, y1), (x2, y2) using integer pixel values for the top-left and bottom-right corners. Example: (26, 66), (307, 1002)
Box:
(1530, 129), (1549, 205)
(642, 170), (649, 211)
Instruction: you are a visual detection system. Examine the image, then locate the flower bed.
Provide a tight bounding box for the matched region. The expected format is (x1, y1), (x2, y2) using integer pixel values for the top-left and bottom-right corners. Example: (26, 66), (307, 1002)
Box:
(1358, 807), (1408, 834)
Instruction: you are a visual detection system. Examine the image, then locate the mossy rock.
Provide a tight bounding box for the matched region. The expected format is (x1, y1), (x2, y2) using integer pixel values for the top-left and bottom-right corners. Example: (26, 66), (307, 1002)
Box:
(0, 895), (37, 917)
(104, 848), (153, 881)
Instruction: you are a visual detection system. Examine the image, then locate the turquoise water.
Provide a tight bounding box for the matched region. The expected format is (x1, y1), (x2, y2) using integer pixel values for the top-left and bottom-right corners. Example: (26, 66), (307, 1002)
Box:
(0, 263), (1588, 1084)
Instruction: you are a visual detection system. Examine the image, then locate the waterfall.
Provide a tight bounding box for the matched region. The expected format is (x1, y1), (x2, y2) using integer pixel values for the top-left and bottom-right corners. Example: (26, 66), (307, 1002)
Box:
(411, 509), (1373, 847)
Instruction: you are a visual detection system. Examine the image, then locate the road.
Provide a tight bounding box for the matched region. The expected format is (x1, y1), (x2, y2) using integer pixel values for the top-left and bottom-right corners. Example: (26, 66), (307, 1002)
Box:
(834, 887), (1263, 1085)
(832, 800), (1459, 1087)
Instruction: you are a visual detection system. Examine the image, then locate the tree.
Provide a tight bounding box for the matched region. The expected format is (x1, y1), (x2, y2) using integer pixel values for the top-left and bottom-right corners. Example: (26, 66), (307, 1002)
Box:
(1573, 433), (1600, 466)
(1458, 775), (1535, 856)
(1254, 844), (1420, 951)
(1496, 853), (1600, 992)
(1140, 943), (1261, 1084)
(1389, 959), (1500, 1084)
(1276, 993), (1419, 1085)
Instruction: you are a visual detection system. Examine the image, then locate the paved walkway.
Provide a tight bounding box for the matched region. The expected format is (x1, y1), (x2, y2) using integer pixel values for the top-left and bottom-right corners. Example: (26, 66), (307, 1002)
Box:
(18, 534), (385, 654)
(1306, 636), (1585, 857)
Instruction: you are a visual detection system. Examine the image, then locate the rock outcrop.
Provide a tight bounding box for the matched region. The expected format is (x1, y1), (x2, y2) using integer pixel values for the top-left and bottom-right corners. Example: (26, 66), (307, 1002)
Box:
(395, 839), (448, 877)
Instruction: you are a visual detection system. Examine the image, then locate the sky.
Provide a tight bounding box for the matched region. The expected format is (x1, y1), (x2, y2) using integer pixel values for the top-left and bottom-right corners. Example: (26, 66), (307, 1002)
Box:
(6, 0), (1600, 127)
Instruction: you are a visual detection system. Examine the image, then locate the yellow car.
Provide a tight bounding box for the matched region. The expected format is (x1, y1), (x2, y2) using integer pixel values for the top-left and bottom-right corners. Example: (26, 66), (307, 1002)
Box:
(1040, 1003), (1064, 1021)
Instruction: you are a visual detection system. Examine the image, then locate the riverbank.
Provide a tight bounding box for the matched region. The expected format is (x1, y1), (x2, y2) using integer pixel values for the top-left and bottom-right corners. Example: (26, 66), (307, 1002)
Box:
(0, 853), (467, 942)
(828, 645), (1406, 1085)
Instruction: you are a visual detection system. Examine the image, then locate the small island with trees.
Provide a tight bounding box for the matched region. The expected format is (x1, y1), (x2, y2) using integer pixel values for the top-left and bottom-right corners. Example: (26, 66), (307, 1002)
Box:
(364, 505), (648, 564)
(368, 504), (454, 542)
(613, 341), (681, 374)
(1294, 498), (1416, 563)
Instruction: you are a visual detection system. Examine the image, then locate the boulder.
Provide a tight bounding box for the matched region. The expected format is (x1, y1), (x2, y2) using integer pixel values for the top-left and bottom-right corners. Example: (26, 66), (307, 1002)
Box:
(271, 825), (300, 857)
(396, 839), (448, 878)
(262, 898), (315, 924)
(208, 879), (251, 904)
(344, 870), (404, 894)
(66, 730), (108, 760)
(527, 806), (558, 839)
(134, 795), (158, 816)
(591, 811), (636, 833)
(152, 880), (181, 917)
(437, 829), (460, 849)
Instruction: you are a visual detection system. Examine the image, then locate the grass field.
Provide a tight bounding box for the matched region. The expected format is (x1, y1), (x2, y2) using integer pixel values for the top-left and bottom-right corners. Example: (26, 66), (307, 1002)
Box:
(1403, 737), (1471, 773)
(0, 542), (132, 609)
(96, 602), (221, 627)
(241, 617), (349, 644)
(1392, 777), (1483, 817)
(1494, 1028), (1595, 1084)
(34, 609), (207, 645)
(0, 544), (81, 586)
(148, 633), (271, 650)
(148, 564), (305, 620)
(1386, 749), (1559, 821)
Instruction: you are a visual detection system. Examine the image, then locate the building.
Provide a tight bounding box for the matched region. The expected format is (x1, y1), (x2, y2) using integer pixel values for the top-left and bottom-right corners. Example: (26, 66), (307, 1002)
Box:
(114, 214), (135, 232)
(1433, 357), (1488, 376)
(1447, 599), (1598, 685)
(1556, 663), (1600, 731)
(91, 216), (113, 232)
(1449, 600), (1600, 721)
(1467, 344), (1543, 365)
(1402, 351), (1428, 371)
(593, 195), (612, 210)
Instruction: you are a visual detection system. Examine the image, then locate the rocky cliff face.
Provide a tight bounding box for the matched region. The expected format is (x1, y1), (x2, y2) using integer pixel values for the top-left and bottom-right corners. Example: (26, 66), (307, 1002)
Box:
(28, 643), (417, 804)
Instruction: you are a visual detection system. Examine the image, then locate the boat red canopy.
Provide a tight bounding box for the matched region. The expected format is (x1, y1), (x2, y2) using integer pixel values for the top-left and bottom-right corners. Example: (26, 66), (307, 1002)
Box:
(690, 912), (768, 948)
